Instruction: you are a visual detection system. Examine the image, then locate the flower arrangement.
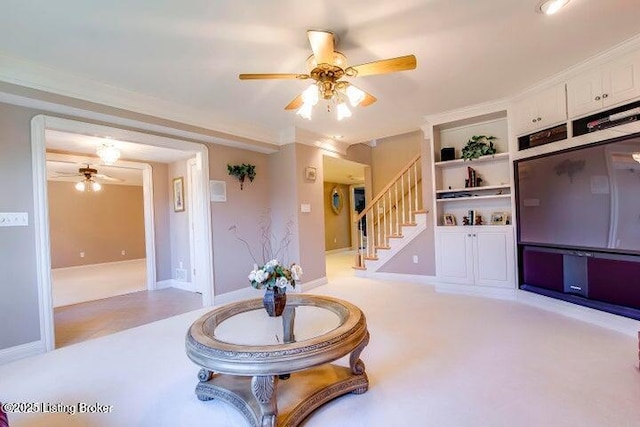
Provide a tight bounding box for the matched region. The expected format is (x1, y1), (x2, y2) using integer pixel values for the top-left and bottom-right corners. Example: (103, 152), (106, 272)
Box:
(229, 216), (302, 292)
(248, 260), (303, 290)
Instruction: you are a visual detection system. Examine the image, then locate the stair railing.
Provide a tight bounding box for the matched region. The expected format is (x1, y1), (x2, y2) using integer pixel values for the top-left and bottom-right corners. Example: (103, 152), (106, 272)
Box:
(354, 154), (423, 267)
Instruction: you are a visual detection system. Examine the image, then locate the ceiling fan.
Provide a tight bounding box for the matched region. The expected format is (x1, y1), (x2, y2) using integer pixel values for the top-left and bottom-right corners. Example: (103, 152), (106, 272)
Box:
(53, 165), (123, 182)
(239, 30), (417, 120)
(52, 164), (123, 191)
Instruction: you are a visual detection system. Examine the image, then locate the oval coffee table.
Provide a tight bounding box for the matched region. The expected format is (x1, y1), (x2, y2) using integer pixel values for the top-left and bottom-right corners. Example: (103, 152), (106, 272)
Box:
(185, 294), (370, 427)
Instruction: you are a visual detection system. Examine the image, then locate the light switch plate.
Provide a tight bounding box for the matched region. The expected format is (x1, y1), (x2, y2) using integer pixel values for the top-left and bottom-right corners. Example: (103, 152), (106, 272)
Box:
(300, 204), (311, 213)
(0, 212), (28, 227)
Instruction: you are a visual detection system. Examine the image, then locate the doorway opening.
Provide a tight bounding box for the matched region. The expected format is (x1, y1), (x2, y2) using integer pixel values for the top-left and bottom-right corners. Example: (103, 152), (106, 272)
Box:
(32, 115), (214, 351)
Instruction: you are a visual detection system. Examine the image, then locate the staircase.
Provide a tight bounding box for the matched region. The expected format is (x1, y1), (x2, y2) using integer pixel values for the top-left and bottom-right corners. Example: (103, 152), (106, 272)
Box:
(354, 154), (429, 272)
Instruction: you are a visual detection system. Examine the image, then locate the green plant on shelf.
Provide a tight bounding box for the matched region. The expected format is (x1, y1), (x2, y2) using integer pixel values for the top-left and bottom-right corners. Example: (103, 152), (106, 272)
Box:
(461, 135), (497, 160)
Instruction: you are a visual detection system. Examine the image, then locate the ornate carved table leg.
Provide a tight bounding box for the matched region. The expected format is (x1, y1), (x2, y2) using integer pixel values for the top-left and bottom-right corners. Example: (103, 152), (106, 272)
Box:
(195, 369), (215, 401)
(349, 331), (370, 394)
(251, 375), (278, 427)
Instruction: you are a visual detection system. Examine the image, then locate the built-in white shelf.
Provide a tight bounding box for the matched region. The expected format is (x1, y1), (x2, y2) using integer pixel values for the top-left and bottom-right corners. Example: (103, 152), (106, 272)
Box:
(436, 184), (510, 195)
(434, 152), (509, 167)
(435, 194), (512, 203)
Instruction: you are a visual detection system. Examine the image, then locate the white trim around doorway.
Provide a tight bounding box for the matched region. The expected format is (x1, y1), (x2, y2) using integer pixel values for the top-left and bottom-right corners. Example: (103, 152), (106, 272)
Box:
(31, 115), (215, 352)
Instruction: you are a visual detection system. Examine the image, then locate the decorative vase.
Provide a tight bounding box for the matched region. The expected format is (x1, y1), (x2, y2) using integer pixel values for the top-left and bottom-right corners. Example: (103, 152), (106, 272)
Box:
(263, 287), (287, 317)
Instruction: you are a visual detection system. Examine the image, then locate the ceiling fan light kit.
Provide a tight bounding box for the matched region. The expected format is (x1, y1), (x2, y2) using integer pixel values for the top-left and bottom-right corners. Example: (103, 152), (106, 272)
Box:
(239, 30), (416, 121)
(537, 0), (569, 15)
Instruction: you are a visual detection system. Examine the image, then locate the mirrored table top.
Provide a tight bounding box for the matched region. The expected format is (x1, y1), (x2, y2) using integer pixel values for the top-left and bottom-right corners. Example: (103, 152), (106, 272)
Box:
(214, 305), (341, 346)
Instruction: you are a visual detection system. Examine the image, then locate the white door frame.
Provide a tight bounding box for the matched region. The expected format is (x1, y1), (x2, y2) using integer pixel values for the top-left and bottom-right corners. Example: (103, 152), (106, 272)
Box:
(186, 157), (199, 291)
(31, 115), (215, 352)
(46, 152), (157, 292)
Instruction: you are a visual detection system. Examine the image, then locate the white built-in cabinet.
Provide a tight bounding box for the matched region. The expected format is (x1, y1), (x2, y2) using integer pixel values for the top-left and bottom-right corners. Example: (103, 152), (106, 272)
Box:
(512, 83), (567, 136)
(567, 50), (640, 118)
(430, 110), (516, 289)
(435, 226), (515, 288)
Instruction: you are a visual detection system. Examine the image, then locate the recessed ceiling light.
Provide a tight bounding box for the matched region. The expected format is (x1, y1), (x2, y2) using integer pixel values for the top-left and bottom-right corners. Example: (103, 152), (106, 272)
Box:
(537, 0), (570, 15)
(333, 135), (344, 139)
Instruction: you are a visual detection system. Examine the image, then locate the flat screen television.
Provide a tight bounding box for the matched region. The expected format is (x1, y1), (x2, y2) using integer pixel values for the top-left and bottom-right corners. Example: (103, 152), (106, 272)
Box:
(515, 132), (640, 256)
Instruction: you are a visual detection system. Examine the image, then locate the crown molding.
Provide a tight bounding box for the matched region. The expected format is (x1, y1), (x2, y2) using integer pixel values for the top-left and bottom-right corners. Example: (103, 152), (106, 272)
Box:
(281, 126), (349, 155)
(0, 53), (282, 148)
(0, 83), (279, 154)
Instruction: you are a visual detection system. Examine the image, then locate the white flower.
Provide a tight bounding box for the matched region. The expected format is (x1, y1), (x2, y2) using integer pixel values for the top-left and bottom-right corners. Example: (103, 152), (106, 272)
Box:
(276, 277), (289, 289)
(265, 259), (279, 269)
(290, 264), (303, 281)
(248, 269), (257, 282)
(254, 269), (267, 283)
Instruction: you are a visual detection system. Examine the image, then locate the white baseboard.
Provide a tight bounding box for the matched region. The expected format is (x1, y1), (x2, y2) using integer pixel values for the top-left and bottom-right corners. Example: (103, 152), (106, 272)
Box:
(325, 248), (352, 255)
(296, 277), (328, 292)
(0, 340), (45, 366)
(214, 287), (264, 306)
(354, 270), (437, 286)
(52, 258), (146, 272)
(156, 279), (195, 292)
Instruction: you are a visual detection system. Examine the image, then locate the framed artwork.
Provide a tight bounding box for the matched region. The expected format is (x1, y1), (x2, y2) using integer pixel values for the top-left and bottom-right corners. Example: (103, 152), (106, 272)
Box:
(173, 177), (185, 212)
(305, 166), (317, 181)
(443, 213), (456, 226)
(490, 212), (508, 225)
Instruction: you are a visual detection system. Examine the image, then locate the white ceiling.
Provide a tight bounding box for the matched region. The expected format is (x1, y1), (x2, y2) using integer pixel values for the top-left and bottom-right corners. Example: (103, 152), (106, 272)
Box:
(1, 1), (640, 145)
(46, 130), (196, 163)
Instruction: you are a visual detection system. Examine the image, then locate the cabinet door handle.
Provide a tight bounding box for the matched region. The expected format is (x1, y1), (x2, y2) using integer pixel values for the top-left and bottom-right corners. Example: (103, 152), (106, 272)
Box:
(467, 234), (471, 237)
(531, 118), (536, 123)
(473, 234), (476, 237)
(602, 93), (608, 99)
(537, 117), (541, 122)
(595, 95), (601, 101)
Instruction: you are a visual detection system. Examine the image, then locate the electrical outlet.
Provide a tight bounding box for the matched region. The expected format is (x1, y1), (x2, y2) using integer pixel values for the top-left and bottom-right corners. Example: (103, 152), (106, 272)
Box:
(80, 252), (85, 258)
(0, 212), (28, 227)
(121, 250), (126, 256)
(412, 255), (419, 264)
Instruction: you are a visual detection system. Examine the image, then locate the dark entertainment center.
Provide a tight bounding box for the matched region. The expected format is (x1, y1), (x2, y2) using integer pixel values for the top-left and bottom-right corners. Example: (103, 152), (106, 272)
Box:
(515, 105), (640, 320)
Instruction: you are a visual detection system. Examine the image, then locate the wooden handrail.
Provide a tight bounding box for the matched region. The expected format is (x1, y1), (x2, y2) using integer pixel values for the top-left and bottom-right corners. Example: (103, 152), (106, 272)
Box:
(355, 154), (421, 222)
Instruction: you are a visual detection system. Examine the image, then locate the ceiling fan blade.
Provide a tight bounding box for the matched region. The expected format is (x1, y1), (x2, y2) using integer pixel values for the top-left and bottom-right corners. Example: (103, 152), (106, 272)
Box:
(360, 91), (377, 107)
(307, 30), (335, 65)
(348, 55), (417, 77)
(239, 73), (307, 80)
(284, 94), (304, 111)
(52, 172), (82, 178)
(94, 173), (123, 182)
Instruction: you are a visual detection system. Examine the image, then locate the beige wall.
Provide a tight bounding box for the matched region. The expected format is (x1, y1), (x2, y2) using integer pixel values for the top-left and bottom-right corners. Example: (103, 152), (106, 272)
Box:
(323, 182), (351, 251)
(210, 144), (272, 295)
(295, 143), (326, 282)
(0, 102), (41, 349)
(150, 162), (172, 281)
(169, 160), (191, 282)
(371, 131), (422, 196)
(48, 181), (145, 268)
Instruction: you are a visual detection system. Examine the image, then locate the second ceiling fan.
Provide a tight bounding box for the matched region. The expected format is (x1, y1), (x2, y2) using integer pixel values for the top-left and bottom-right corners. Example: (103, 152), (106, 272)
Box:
(239, 30), (417, 120)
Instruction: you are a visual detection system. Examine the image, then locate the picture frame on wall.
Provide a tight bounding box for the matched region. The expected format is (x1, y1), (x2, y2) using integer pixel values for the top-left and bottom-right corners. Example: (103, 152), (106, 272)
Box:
(443, 213), (456, 226)
(173, 177), (185, 212)
(305, 166), (317, 181)
(490, 212), (508, 225)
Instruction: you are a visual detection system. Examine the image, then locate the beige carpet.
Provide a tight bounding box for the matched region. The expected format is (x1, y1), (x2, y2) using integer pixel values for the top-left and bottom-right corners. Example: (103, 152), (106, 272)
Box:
(1, 254), (639, 426)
